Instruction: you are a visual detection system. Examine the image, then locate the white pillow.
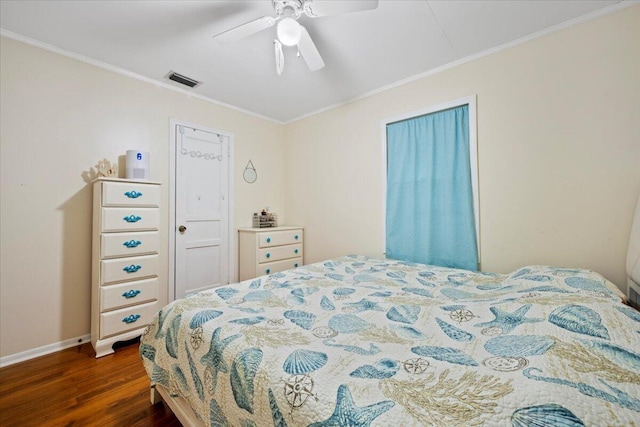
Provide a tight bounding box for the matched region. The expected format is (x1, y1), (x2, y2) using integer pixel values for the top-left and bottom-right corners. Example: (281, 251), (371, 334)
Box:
(627, 192), (640, 284)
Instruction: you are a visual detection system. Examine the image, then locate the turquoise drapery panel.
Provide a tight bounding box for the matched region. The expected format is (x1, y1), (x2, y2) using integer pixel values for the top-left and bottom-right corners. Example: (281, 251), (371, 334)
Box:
(386, 104), (478, 270)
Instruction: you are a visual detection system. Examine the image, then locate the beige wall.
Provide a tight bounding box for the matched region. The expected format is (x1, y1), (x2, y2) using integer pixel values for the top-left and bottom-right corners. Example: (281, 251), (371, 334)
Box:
(0, 37), (286, 357)
(2, 5), (639, 360)
(284, 6), (640, 289)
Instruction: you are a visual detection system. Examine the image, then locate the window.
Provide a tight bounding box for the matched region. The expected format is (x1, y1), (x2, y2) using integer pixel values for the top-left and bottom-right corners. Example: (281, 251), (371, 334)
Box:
(383, 96), (479, 270)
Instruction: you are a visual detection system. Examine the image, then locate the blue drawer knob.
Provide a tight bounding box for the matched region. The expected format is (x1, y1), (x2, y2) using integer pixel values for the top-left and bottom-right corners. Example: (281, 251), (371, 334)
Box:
(122, 314), (141, 324)
(266, 268), (271, 274)
(123, 215), (142, 223)
(266, 253), (271, 258)
(266, 237), (271, 243)
(294, 249), (299, 254)
(124, 191), (143, 199)
(123, 240), (142, 248)
(294, 235), (299, 240)
(123, 264), (142, 273)
(122, 289), (141, 299)
(294, 263), (299, 268)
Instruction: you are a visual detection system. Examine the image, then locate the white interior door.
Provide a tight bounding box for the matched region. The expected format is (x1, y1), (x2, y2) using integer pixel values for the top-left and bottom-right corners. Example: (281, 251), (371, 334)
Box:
(173, 123), (231, 299)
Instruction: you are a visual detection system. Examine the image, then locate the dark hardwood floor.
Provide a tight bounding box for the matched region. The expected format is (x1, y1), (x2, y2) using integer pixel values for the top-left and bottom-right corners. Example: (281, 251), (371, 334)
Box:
(0, 340), (181, 426)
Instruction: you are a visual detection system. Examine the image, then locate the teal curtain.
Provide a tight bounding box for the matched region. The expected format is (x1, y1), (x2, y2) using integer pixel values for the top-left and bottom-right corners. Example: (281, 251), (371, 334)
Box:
(386, 104), (478, 271)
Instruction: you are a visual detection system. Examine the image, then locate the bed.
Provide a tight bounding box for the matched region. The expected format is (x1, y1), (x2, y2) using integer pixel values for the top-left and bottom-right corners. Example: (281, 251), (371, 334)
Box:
(140, 255), (640, 426)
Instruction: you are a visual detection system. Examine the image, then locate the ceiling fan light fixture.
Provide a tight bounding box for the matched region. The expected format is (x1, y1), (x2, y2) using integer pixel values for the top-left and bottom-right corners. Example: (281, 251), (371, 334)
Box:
(277, 17), (301, 46)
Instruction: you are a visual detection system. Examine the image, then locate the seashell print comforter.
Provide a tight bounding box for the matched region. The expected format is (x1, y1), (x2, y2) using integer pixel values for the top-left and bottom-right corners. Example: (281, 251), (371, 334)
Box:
(140, 255), (640, 426)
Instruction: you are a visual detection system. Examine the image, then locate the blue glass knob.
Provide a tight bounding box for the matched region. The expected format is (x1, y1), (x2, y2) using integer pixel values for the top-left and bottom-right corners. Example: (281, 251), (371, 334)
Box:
(294, 249), (299, 254)
(124, 191), (143, 199)
(266, 237), (271, 243)
(123, 240), (142, 248)
(123, 215), (142, 223)
(266, 268), (271, 274)
(122, 314), (141, 324)
(122, 289), (141, 299)
(123, 265), (142, 273)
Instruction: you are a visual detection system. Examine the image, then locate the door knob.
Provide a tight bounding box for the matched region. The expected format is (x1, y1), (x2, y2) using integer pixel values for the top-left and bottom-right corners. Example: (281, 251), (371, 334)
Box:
(178, 225), (187, 233)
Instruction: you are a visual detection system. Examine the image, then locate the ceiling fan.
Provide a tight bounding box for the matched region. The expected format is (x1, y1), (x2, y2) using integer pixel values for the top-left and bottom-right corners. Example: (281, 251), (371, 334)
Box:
(212, 0), (379, 75)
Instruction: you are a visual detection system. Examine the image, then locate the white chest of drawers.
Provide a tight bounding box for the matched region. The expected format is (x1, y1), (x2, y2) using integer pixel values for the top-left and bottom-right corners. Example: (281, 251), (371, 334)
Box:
(238, 226), (304, 281)
(91, 178), (162, 357)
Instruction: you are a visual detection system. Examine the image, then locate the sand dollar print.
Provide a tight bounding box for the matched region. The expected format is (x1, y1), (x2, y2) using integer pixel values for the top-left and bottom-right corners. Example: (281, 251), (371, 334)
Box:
(312, 326), (338, 338)
(267, 318), (285, 326)
(481, 326), (504, 336)
(483, 356), (528, 372)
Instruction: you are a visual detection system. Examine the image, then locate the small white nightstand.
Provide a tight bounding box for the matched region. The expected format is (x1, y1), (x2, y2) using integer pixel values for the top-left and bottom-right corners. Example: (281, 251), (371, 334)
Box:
(238, 226), (304, 281)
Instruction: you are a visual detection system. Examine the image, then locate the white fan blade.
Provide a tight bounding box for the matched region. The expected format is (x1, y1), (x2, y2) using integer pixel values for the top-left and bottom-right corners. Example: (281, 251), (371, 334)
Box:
(274, 39), (285, 76)
(213, 16), (276, 43)
(303, 0), (378, 17)
(298, 26), (325, 71)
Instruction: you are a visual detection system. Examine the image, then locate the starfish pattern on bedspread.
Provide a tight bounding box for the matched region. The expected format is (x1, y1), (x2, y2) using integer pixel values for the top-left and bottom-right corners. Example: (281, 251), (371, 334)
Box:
(475, 304), (543, 333)
(139, 256), (640, 427)
(307, 384), (395, 427)
(200, 327), (241, 392)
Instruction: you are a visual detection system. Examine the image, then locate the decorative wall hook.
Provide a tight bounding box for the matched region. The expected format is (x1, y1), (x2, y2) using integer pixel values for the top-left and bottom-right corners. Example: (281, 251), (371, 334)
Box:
(243, 160), (257, 183)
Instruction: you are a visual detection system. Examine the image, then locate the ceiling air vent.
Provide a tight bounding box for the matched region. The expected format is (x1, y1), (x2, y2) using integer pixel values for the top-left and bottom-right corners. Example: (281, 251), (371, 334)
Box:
(165, 71), (201, 88)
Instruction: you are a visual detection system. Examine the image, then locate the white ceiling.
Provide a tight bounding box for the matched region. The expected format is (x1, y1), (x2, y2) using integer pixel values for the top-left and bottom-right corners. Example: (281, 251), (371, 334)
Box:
(0, 0), (629, 123)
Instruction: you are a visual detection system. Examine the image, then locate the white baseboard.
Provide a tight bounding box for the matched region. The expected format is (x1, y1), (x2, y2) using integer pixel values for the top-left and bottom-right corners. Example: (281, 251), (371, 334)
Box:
(0, 334), (92, 368)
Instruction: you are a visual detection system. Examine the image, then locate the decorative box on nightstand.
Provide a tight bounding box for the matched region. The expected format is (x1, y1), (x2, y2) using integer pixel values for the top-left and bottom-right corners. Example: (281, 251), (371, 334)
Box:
(91, 178), (162, 358)
(238, 226), (304, 281)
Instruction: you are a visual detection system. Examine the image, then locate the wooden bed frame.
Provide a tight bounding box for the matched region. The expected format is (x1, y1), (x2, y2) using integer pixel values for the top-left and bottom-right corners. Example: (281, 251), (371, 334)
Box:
(151, 385), (204, 427)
